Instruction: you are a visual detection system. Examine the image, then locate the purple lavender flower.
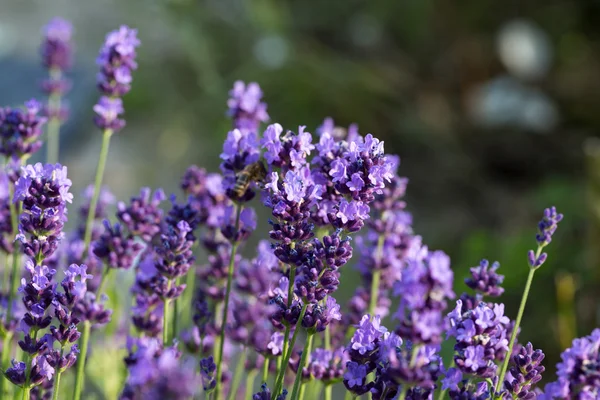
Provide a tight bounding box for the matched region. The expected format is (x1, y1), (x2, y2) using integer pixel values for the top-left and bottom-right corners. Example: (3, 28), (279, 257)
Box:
(227, 81), (269, 133)
(528, 207), (563, 268)
(40, 17), (73, 121)
(121, 340), (199, 399)
(447, 299), (510, 378)
(220, 128), (261, 201)
(540, 329), (600, 399)
(393, 250), (455, 345)
(0, 100), (47, 161)
(0, 171), (14, 254)
(14, 163), (72, 262)
(253, 383), (288, 400)
(94, 25), (140, 132)
(93, 220), (144, 270)
(502, 342), (545, 400)
(465, 259), (505, 297)
(93, 96), (125, 132)
(96, 26), (140, 98)
(116, 187), (166, 243)
(40, 18), (73, 72)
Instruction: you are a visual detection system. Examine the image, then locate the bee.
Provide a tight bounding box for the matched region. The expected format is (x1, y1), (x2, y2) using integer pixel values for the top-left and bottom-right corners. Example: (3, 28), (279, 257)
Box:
(232, 161), (267, 199)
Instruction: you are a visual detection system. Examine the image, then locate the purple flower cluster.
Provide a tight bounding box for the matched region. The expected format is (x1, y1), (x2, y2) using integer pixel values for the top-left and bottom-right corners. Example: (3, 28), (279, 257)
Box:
(15, 163), (73, 263)
(121, 338), (199, 400)
(228, 80), (269, 133)
(540, 329), (600, 399)
(447, 300), (510, 378)
(40, 17), (73, 120)
(0, 100), (47, 161)
(393, 250), (455, 345)
(0, 172), (14, 254)
(94, 26), (140, 132)
(528, 206), (564, 268)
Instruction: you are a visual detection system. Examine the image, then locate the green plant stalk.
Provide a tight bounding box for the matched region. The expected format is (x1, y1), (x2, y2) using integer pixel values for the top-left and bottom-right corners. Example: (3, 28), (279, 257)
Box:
(22, 329), (39, 400)
(51, 347), (65, 400)
(72, 320), (91, 400)
(45, 69), (63, 164)
(162, 278), (173, 347)
(214, 206), (241, 400)
(280, 264), (297, 363)
(182, 265), (196, 328)
(398, 386), (408, 400)
(290, 333), (313, 400)
(324, 385), (332, 400)
(227, 349), (247, 400)
(495, 264), (538, 396)
(3, 253), (10, 292)
(368, 235), (385, 317)
(344, 390), (353, 400)
(172, 277), (180, 342)
(0, 333), (12, 398)
(274, 303), (308, 396)
(245, 369), (258, 400)
(262, 358), (270, 384)
(82, 128), (113, 257)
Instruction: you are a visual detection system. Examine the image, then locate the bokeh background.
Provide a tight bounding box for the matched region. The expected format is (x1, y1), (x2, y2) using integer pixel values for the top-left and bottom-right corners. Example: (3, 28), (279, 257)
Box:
(1, 0), (600, 397)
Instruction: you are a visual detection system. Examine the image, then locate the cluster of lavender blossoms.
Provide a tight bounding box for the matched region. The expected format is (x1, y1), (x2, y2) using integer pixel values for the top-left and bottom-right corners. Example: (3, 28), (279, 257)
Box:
(0, 15), (597, 400)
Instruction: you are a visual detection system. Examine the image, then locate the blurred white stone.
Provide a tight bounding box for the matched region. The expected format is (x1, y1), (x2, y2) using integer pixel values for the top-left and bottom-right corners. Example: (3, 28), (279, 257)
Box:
(254, 34), (288, 69)
(497, 19), (552, 81)
(469, 75), (558, 133)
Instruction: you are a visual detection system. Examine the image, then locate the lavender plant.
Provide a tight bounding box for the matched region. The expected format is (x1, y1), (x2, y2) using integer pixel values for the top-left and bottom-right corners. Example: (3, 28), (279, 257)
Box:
(0, 16), (596, 400)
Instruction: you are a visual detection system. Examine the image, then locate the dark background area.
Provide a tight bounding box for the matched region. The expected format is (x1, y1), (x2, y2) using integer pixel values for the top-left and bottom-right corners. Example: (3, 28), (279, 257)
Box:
(1, 0), (599, 391)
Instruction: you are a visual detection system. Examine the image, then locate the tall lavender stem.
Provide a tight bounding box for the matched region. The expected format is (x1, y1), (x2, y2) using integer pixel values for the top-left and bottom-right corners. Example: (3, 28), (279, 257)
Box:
(82, 129), (112, 256)
(214, 206), (241, 400)
(495, 207), (562, 397)
(73, 320), (91, 400)
(274, 303), (308, 396)
(290, 332), (314, 400)
(45, 69), (63, 164)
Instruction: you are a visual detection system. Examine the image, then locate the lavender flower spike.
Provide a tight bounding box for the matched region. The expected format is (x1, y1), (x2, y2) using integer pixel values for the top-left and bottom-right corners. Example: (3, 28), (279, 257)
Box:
(94, 25), (140, 132)
(528, 206), (563, 269)
(40, 17), (73, 122)
(0, 100), (47, 161)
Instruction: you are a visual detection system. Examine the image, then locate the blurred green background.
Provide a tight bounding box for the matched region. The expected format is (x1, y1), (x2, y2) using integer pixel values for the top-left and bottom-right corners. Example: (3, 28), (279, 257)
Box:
(1, 0), (600, 394)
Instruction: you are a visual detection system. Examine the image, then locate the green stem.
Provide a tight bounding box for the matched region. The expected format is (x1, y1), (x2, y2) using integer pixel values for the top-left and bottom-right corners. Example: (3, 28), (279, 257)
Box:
(172, 277), (180, 342)
(22, 387), (30, 400)
(274, 303), (308, 396)
(182, 265), (196, 328)
(0, 333), (12, 398)
(227, 349), (247, 400)
(398, 386), (408, 400)
(344, 390), (353, 400)
(72, 320), (91, 400)
(51, 347), (65, 400)
(22, 330), (39, 400)
(368, 270), (381, 317)
(46, 69), (62, 164)
(262, 357), (270, 384)
(245, 369), (258, 400)
(290, 333), (313, 400)
(324, 385), (332, 400)
(495, 266), (537, 395)
(280, 264), (296, 372)
(163, 298), (170, 347)
(82, 129), (113, 257)
(3, 253), (10, 292)
(214, 206), (242, 400)
(96, 265), (112, 297)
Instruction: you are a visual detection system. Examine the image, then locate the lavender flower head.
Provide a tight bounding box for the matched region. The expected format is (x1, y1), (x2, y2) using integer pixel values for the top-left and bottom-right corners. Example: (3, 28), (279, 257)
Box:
(0, 100), (47, 161)
(227, 81), (269, 132)
(40, 18), (73, 71)
(14, 163), (73, 262)
(40, 17), (73, 116)
(528, 206), (563, 269)
(540, 329), (600, 399)
(465, 259), (505, 298)
(94, 25), (140, 132)
(117, 187), (166, 243)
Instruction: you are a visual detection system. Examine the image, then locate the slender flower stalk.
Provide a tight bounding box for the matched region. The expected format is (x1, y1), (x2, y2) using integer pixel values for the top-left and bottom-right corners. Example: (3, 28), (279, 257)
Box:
(290, 332), (314, 400)
(74, 26), (139, 400)
(274, 303), (308, 396)
(495, 207), (563, 396)
(227, 348), (247, 400)
(214, 206), (241, 400)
